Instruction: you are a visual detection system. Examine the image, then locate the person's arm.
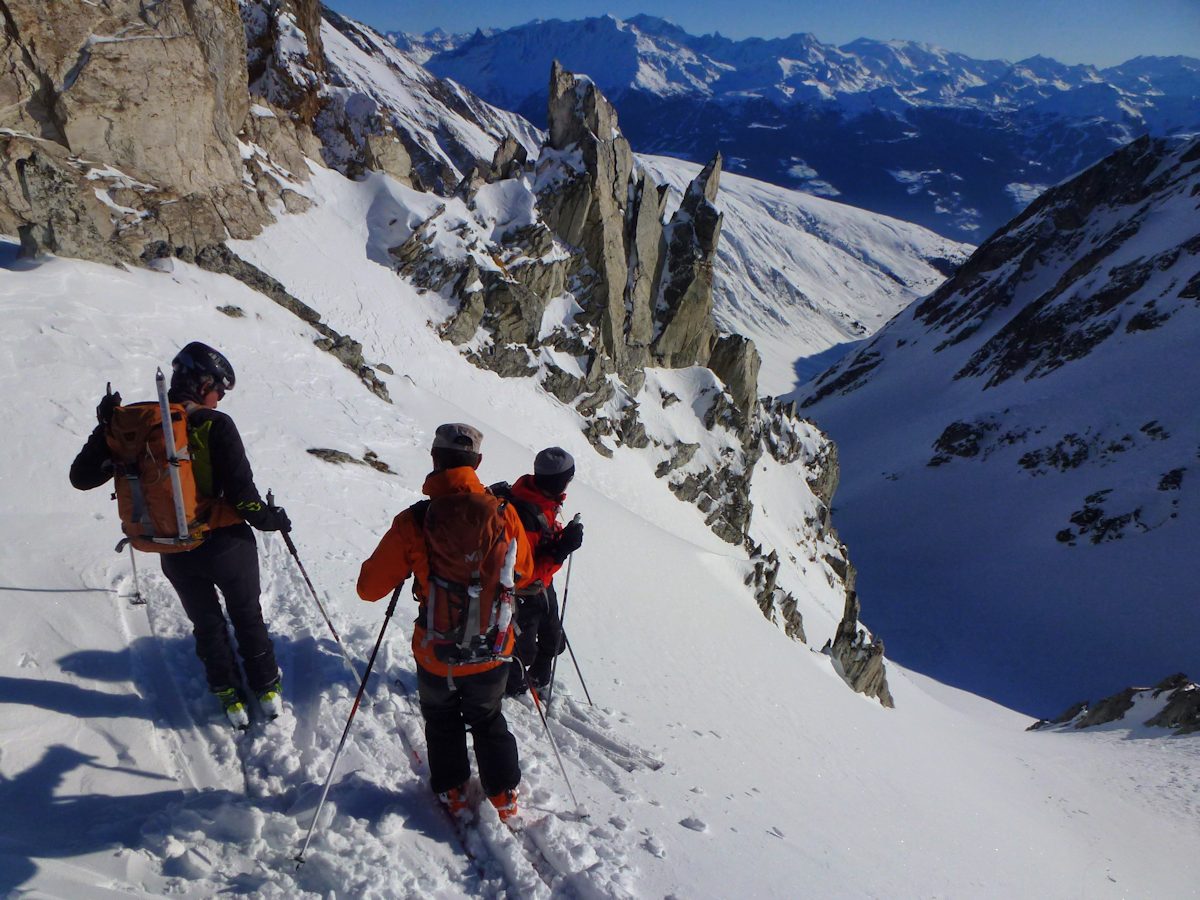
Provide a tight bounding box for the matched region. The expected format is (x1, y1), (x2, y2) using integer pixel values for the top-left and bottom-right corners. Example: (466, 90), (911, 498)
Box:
(358, 510), (421, 601)
(205, 413), (264, 514)
(69, 424), (114, 491)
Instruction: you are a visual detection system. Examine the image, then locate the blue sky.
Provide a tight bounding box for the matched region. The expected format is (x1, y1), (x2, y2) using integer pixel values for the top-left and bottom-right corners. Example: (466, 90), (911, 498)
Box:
(323, 0), (1199, 67)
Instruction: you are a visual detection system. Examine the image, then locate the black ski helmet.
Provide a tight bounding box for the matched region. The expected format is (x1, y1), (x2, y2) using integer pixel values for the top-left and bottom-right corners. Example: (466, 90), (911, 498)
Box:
(171, 342), (236, 394)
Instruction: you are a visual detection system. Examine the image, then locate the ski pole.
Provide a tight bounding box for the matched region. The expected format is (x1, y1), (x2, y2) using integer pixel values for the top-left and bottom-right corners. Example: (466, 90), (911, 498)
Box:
(560, 629), (593, 707)
(295, 584), (401, 867)
(527, 675), (584, 815)
(126, 545), (146, 605)
(547, 515), (581, 706)
(267, 490), (363, 682)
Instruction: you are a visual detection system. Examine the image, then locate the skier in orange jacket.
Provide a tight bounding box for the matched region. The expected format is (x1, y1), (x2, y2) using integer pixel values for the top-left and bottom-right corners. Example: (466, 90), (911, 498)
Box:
(358, 423), (533, 821)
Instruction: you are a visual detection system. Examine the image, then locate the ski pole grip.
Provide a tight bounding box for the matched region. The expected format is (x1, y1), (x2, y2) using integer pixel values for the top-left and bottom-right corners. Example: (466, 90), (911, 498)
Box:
(385, 583), (403, 618)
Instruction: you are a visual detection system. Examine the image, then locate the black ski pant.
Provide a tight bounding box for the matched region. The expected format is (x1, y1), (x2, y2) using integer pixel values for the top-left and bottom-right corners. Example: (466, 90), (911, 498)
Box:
(506, 585), (563, 692)
(417, 662), (520, 796)
(160, 524), (279, 694)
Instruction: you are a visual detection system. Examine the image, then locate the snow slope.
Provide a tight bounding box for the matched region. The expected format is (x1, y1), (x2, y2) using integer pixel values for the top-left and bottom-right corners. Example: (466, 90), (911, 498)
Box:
(798, 135), (1200, 716)
(2, 161), (1198, 897)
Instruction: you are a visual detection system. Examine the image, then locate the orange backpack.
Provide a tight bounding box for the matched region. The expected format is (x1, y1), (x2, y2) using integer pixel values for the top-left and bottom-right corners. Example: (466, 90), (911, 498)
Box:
(417, 492), (516, 665)
(105, 375), (205, 553)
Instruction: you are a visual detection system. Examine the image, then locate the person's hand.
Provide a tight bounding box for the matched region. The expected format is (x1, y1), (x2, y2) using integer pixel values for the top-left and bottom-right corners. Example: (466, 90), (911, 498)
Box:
(96, 389), (121, 425)
(255, 505), (292, 533)
(551, 520), (583, 562)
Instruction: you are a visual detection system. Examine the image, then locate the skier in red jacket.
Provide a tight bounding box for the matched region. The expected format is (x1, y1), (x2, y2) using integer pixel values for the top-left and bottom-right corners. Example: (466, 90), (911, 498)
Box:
(497, 447), (584, 696)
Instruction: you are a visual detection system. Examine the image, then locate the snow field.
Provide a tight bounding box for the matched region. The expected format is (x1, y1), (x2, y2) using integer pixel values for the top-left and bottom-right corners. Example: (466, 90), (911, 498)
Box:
(1, 155), (1198, 897)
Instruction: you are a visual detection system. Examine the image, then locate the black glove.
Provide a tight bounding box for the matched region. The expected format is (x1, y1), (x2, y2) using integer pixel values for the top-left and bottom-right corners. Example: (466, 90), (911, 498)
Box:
(96, 389), (121, 425)
(251, 504), (292, 533)
(550, 520), (583, 563)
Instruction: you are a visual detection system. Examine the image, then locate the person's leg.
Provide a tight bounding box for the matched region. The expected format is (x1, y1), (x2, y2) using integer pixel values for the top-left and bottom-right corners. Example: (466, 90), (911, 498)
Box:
(417, 666), (472, 794)
(459, 664), (520, 796)
(209, 527), (278, 692)
(161, 552), (239, 690)
(506, 592), (543, 694)
(528, 585), (562, 687)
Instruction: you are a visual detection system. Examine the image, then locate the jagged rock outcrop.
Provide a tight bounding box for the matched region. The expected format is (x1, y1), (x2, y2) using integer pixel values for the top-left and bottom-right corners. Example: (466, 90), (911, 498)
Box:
(652, 152), (722, 369)
(746, 546), (806, 643)
(707, 334), (761, 419)
(1029, 673), (1200, 735)
(540, 61), (635, 363)
(625, 174), (669, 356)
(826, 590), (894, 708)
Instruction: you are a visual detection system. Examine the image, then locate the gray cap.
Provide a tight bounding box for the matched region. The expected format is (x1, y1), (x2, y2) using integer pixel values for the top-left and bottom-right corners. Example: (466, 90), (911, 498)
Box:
(534, 446), (575, 475)
(432, 423), (483, 453)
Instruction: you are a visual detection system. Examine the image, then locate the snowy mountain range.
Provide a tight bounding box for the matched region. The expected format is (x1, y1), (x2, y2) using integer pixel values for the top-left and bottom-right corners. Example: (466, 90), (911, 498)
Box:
(1, 1), (1198, 895)
(799, 133), (1200, 715)
(406, 15), (1200, 240)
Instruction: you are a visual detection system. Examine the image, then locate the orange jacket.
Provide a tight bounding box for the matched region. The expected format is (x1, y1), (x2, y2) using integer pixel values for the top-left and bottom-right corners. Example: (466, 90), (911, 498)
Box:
(358, 466), (534, 677)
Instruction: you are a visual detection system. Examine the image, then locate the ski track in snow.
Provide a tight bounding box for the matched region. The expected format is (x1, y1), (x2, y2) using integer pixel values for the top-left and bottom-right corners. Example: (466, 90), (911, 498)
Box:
(90, 539), (661, 896)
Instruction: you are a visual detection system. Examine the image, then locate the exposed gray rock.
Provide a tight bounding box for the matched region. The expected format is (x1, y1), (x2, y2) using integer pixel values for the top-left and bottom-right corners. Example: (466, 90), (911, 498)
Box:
(467, 341), (538, 378)
(827, 591), (894, 708)
(582, 418), (616, 457)
(707, 333), (761, 416)
(616, 402), (650, 448)
(655, 442), (700, 478)
(307, 447), (395, 474)
(2, 0), (249, 195)
(747, 548), (806, 643)
(15, 145), (126, 264)
(652, 153), (723, 368)
(625, 175), (668, 354)
(365, 132), (415, 186)
(576, 379), (615, 417)
(541, 365), (586, 404)
(1144, 674), (1200, 735)
(541, 61), (634, 361)
(490, 135), (528, 181)
(1031, 673), (1200, 735)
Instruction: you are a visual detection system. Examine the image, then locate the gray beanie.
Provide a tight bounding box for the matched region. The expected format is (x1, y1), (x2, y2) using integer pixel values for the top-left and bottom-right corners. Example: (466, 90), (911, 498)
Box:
(534, 446), (574, 476)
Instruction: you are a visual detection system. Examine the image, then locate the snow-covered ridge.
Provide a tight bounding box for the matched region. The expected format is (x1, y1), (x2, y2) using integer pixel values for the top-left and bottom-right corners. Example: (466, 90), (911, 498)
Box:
(798, 134), (1200, 715)
(412, 14), (1199, 122)
(403, 15), (1200, 240)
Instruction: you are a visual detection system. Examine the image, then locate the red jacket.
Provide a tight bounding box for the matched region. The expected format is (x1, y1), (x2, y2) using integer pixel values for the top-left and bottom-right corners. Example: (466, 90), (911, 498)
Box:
(509, 473), (567, 591)
(358, 467), (534, 677)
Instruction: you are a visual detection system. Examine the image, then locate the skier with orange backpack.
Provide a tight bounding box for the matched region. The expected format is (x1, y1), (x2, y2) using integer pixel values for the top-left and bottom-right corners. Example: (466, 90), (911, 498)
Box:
(69, 342), (291, 728)
(357, 423), (534, 821)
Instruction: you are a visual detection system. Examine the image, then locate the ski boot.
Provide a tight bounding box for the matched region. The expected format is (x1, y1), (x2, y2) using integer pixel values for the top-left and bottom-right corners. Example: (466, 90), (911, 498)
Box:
(214, 686), (250, 730)
(488, 788), (519, 823)
(437, 783), (472, 820)
(256, 677), (284, 721)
